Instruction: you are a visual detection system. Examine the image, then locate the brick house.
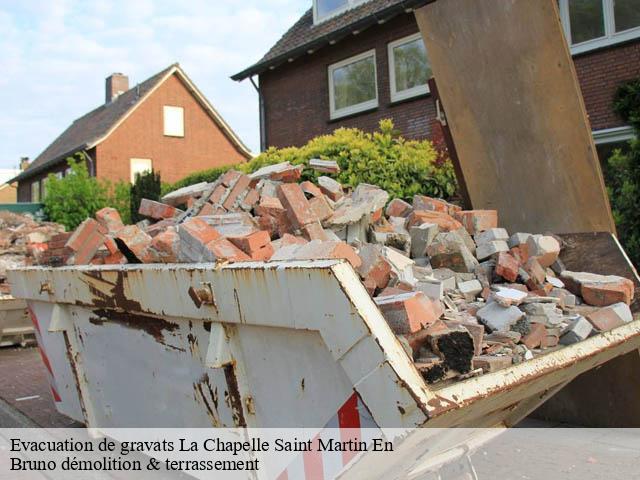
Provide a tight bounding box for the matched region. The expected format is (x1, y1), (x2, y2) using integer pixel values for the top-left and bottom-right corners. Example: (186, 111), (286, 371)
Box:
(233, 0), (640, 161)
(15, 63), (251, 202)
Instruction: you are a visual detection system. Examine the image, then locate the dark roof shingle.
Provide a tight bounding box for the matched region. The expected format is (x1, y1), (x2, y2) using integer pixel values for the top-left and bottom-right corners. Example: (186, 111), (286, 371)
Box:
(15, 64), (175, 182)
(232, 0), (432, 80)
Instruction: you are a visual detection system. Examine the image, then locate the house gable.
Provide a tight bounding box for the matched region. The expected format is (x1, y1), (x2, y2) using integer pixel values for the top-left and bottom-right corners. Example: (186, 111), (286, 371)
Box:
(95, 71), (249, 184)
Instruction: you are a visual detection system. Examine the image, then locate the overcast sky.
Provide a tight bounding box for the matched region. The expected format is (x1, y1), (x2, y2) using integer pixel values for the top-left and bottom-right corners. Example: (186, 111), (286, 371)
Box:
(0, 0), (309, 170)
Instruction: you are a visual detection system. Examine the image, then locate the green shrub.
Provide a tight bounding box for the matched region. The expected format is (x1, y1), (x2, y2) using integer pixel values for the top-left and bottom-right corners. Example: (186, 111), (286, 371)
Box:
(602, 79), (640, 267)
(164, 120), (457, 202)
(130, 169), (161, 223)
(240, 120), (457, 200)
(44, 154), (131, 230)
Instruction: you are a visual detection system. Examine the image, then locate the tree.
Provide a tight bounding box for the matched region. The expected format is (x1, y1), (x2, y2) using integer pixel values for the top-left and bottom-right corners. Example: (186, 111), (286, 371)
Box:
(603, 79), (640, 267)
(130, 169), (161, 223)
(43, 153), (131, 230)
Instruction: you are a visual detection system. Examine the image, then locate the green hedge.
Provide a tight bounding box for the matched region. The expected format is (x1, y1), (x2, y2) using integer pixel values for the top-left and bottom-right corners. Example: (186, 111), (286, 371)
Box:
(164, 120), (457, 201)
(603, 79), (640, 267)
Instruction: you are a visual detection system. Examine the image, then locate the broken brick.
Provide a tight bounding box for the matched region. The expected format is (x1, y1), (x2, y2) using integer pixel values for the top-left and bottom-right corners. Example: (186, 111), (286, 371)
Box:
(455, 210), (498, 235)
(308, 195), (333, 222)
(205, 237), (251, 262)
(521, 323), (546, 349)
(386, 198), (413, 218)
(357, 244), (392, 290)
(228, 230), (271, 256)
(138, 199), (181, 220)
(300, 181), (324, 198)
(290, 240), (361, 269)
(95, 207), (124, 234)
(406, 210), (463, 232)
(375, 291), (442, 334)
(496, 252), (520, 282)
(65, 218), (107, 265)
(586, 302), (633, 331)
(222, 174), (251, 210)
(317, 176), (344, 201)
(277, 183), (318, 230)
(115, 225), (153, 263)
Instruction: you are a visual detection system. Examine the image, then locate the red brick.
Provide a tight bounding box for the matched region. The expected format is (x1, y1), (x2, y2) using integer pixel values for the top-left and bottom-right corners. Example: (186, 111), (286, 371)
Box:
(115, 225), (153, 262)
(581, 279), (634, 307)
(251, 243), (275, 261)
(496, 252), (520, 282)
(241, 188), (260, 210)
(197, 203), (217, 216)
(385, 198), (412, 218)
(65, 218), (107, 265)
(522, 323), (546, 349)
(148, 227), (180, 263)
(291, 240), (361, 269)
(277, 183), (318, 229)
(302, 221), (328, 241)
(375, 291), (442, 334)
(406, 210), (462, 231)
(357, 245), (392, 290)
(222, 174), (251, 210)
(523, 257), (546, 290)
(308, 195), (333, 221)
(104, 251), (127, 265)
(205, 238), (251, 262)
(94, 208), (123, 235)
(413, 195), (449, 213)
(180, 217), (221, 245)
(455, 210), (498, 235)
(219, 170), (242, 187)
(208, 184), (228, 204)
(300, 181), (323, 198)
(228, 230), (271, 255)
(138, 198), (181, 220)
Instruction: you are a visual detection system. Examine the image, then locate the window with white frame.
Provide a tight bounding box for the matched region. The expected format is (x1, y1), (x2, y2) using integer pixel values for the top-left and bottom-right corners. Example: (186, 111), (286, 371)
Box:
(328, 49), (378, 119)
(559, 0), (640, 54)
(31, 181), (40, 202)
(163, 105), (184, 137)
(130, 158), (153, 183)
(313, 0), (369, 24)
(593, 126), (635, 162)
(388, 33), (432, 103)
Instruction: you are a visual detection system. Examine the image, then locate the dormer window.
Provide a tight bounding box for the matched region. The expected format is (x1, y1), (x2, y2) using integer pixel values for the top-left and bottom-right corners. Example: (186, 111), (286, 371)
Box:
(313, 0), (369, 24)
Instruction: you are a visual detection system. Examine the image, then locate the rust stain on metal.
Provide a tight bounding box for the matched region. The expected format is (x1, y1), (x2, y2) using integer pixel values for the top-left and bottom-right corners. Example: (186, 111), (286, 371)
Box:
(188, 286), (203, 309)
(90, 309), (179, 346)
(187, 332), (199, 356)
(233, 289), (245, 324)
(193, 373), (221, 427)
(83, 270), (143, 312)
(203, 321), (212, 332)
(63, 331), (89, 425)
(427, 395), (458, 416)
(224, 364), (246, 427)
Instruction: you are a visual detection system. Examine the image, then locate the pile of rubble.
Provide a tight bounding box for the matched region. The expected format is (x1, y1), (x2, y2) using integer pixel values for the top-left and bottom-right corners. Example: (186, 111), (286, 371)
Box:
(37, 161), (636, 385)
(0, 211), (66, 294)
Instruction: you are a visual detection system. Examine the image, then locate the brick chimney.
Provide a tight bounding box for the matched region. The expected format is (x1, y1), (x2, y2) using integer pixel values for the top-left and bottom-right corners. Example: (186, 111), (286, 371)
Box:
(19, 157), (30, 171)
(105, 73), (129, 103)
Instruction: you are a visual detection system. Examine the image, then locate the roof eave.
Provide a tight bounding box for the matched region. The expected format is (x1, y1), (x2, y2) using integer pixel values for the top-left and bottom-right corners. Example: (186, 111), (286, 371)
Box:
(231, 0), (435, 81)
(10, 145), (90, 183)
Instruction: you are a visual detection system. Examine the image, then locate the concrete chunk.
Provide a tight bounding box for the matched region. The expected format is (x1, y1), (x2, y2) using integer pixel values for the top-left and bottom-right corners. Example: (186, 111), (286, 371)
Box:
(476, 302), (525, 333)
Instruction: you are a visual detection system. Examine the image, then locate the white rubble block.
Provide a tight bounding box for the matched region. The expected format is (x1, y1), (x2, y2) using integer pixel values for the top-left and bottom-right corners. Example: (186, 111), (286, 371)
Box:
(546, 275), (565, 288)
(249, 161), (302, 180)
(410, 223), (438, 258)
(527, 234), (561, 267)
(161, 182), (211, 206)
(508, 232), (532, 248)
(560, 316), (593, 345)
(318, 176), (344, 199)
(328, 185), (388, 227)
(476, 240), (509, 261)
(309, 158), (340, 174)
(382, 246), (415, 284)
(492, 287), (528, 306)
(521, 302), (564, 326)
(476, 302), (525, 332)
(416, 278), (444, 300)
(458, 279), (482, 301)
(474, 228), (509, 245)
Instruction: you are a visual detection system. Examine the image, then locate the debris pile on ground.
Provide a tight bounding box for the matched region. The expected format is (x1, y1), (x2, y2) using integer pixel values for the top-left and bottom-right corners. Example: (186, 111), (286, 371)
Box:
(0, 211), (66, 293)
(35, 162), (636, 385)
